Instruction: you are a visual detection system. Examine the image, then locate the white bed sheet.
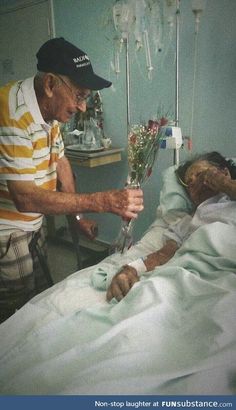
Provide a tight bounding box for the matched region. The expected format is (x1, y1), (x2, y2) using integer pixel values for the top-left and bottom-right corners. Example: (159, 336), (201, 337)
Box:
(0, 219), (236, 395)
(0, 166), (236, 396)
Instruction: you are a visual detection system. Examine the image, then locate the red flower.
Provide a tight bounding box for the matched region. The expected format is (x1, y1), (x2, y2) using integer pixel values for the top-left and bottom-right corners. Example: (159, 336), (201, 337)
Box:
(159, 117), (168, 126)
(147, 120), (159, 134)
(147, 168), (152, 177)
(129, 134), (137, 144)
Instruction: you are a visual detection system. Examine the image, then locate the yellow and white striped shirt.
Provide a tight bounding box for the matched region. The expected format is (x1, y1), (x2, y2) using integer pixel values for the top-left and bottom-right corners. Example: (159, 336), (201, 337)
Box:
(0, 77), (64, 234)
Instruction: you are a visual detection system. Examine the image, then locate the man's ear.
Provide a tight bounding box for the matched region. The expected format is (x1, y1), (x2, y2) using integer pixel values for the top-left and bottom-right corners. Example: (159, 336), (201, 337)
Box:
(43, 73), (58, 98)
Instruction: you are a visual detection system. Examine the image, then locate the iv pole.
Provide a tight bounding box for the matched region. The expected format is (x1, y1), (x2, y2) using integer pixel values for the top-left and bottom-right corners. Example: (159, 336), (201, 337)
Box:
(174, 0), (180, 166)
(125, 35), (131, 131)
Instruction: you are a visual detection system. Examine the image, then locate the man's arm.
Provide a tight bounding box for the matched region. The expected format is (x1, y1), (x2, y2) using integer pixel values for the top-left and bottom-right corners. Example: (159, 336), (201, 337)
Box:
(106, 239), (179, 301)
(55, 156), (97, 239)
(56, 155), (76, 194)
(7, 158), (144, 219)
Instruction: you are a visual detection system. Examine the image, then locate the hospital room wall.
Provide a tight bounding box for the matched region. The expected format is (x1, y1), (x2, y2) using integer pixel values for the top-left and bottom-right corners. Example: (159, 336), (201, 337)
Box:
(53, 0), (236, 244)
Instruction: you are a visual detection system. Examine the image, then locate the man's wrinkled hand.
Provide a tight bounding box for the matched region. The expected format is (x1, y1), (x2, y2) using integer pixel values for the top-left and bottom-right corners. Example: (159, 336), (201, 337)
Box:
(106, 265), (139, 302)
(106, 188), (144, 220)
(77, 218), (98, 240)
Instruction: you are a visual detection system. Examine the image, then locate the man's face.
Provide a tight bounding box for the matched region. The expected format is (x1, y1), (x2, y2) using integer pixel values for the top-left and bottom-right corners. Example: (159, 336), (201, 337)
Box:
(47, 74), (90, 123)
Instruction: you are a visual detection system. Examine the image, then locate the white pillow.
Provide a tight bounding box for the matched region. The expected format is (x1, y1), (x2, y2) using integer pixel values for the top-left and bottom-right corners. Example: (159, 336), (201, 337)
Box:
(159, 165), (193, 217)
(160, 158), (236, 216)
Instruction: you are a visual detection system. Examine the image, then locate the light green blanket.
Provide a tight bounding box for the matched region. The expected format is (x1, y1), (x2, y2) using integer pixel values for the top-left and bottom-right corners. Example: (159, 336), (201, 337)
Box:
(92, 220), (236, 290)
(0, 221), (236, 395)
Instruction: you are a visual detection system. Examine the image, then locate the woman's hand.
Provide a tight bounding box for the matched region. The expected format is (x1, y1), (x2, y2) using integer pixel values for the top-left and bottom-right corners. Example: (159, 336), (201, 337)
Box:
(203, 168), (231, 193)
(106, 240), (178, 302)
(77, 218), (98, 240)
(106, 265), (139, 302)
(186, 167), (231, 205)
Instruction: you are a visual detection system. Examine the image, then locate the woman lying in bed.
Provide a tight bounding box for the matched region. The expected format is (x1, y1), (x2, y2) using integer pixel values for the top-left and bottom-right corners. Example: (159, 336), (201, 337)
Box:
(107, 151), (236, 302)
(1, 151), (236, 396)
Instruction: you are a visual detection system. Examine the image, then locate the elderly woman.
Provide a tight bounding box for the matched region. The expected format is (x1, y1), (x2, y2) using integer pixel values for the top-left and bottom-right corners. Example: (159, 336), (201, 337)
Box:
(107, 151), (236, 302)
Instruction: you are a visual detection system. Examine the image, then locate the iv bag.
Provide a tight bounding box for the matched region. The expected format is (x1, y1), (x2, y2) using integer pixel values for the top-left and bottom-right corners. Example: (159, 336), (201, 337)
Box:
(113, 1), (133, 37)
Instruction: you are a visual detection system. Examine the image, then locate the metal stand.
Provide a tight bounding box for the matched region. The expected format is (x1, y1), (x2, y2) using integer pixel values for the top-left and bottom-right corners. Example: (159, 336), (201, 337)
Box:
(125, 35), (131, 132)
(174, 0), (181, 166)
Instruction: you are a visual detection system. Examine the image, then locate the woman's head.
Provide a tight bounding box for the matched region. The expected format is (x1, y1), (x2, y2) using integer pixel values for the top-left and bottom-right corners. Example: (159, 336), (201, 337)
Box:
(176, 152), (236, 206)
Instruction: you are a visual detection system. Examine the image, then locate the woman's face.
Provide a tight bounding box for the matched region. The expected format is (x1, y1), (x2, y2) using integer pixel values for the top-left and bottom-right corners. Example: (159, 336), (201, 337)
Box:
(184, 160), (222, 206)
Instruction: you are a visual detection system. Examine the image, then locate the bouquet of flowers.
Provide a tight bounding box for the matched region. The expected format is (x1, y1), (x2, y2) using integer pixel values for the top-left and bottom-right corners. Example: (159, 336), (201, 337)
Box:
(112, 116), (169, 254)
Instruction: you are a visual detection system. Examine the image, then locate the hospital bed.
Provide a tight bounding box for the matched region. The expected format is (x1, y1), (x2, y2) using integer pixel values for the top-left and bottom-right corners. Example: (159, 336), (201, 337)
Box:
(0, 165), (236, 395)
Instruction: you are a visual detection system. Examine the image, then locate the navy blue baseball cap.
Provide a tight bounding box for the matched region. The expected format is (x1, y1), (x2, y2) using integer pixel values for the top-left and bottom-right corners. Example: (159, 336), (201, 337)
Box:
(36, 37), (112, 90)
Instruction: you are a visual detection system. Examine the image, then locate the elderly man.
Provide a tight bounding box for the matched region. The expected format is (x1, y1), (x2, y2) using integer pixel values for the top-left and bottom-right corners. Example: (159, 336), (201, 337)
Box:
(0, 37), (143, 321)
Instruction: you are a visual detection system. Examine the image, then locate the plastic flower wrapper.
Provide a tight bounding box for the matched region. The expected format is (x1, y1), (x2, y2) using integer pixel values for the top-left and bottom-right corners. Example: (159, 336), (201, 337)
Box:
(112, 116), (168, 254)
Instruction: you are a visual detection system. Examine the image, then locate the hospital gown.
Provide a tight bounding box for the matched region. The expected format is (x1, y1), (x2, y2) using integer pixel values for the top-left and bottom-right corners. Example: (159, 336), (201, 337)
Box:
(164, 193), (236, 246)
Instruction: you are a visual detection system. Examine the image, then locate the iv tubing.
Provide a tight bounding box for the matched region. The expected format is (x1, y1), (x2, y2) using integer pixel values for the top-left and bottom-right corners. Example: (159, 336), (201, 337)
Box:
(190, 26), (198, 140)
(143, 30), (153, 78)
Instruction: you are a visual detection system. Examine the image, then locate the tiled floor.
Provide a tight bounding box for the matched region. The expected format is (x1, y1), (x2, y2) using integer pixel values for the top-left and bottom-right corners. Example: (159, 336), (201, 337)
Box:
(47, 238), (109, 284)
(47, 241), (78, 283)
(43, 215), (110, 285)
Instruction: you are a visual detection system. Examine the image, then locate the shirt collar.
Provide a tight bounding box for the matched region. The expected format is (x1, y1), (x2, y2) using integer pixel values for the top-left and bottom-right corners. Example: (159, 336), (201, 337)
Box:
(21, 76), (52, 132)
